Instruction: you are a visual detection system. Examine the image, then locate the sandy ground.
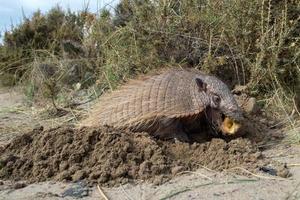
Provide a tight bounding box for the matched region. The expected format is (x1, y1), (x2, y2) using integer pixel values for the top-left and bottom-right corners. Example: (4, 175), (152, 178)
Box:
(0, 87), (300, 200)
(0, 87), (35, 145)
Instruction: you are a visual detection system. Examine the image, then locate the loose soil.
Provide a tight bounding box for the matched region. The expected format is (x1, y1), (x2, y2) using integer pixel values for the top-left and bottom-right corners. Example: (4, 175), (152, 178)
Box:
(1, 87), (299, 200)
(0, 124), (289, 187)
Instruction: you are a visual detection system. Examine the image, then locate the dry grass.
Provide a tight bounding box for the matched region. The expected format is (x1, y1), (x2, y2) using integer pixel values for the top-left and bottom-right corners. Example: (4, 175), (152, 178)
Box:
(0, 0), (299, 141)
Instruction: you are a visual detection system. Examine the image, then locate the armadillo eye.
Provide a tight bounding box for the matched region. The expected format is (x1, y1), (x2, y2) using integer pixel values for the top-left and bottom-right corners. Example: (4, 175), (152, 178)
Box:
(212, 95), (221, 105)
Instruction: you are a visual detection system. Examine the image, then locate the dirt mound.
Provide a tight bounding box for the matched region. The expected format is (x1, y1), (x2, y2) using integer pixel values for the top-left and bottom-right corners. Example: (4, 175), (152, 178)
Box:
(0, 126), (286, 186)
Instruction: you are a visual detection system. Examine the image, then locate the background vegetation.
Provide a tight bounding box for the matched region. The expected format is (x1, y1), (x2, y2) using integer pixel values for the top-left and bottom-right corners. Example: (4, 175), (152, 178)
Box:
(0, 0), (299, 139)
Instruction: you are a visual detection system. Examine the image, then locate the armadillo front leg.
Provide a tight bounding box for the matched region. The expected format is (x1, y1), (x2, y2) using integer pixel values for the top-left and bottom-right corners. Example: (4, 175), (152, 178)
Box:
(153, 118), (190, 142)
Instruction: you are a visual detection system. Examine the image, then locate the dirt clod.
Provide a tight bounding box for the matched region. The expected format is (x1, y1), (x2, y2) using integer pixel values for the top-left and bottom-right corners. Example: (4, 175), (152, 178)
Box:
(0, 126), (287, 186)
(276, 165), (291, 178)
(13, 182), (27, 189)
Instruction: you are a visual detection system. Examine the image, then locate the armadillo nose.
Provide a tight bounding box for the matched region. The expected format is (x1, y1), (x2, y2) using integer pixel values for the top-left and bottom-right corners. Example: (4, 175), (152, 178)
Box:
(224, 108), (244, 122)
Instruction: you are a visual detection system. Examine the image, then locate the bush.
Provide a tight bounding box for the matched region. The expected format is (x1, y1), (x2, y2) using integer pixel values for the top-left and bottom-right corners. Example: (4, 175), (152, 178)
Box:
(0, 0), (299, 120)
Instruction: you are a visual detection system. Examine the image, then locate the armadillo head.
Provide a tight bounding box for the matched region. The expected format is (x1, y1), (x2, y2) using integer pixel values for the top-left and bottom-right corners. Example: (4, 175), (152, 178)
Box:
(195, 76), (244, 136)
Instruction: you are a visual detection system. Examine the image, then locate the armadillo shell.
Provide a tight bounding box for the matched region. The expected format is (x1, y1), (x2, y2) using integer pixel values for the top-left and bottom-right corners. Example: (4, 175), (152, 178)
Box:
(81, 69), (210, 130)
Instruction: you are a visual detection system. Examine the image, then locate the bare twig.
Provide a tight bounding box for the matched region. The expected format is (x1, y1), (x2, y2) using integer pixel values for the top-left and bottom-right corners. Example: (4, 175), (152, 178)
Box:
(177, 171), (213, 181)
(287, 164), (300, 167)
(121, 185), (136, 200)
(97, 185), (109, 200)
(228, 167), (288, 181)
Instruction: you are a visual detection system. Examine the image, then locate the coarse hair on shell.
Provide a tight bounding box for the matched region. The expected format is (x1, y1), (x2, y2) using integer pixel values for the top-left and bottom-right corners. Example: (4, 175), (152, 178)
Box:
(80, 68), (213, 132)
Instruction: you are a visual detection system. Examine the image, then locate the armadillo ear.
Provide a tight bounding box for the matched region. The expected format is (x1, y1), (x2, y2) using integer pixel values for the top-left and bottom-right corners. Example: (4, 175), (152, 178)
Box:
(195, 78), (207, 92)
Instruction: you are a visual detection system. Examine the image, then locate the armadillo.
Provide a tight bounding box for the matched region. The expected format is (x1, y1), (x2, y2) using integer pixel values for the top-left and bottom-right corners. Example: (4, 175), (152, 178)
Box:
(81, 68), (244, 141)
